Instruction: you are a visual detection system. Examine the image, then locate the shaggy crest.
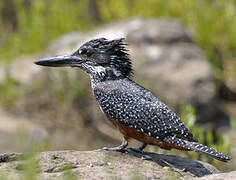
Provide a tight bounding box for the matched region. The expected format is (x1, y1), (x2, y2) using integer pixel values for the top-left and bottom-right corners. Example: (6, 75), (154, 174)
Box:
(74, 38), (132, 77)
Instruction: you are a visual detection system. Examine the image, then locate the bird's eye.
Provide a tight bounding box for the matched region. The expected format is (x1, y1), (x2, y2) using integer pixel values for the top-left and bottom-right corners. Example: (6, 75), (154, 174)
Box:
(79, 48), (92, 57)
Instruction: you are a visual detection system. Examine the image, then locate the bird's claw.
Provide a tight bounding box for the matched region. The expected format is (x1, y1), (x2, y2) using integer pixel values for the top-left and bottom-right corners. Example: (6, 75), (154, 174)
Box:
(141, 155), (152, 160)
(102, 146), (126, 152)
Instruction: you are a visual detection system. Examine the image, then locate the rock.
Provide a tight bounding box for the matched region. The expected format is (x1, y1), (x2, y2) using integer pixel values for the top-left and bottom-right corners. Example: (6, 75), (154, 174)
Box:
(126, 18), (193, 44)
(193, 170), (236, 180)
(47, 31), (85, 54)
(0, 150), (220, 180)
(131, 43), (214, 105)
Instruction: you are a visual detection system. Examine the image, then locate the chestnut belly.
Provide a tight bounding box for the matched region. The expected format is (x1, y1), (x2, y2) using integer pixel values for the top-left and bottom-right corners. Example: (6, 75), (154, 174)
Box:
(105, 113), (189, 151)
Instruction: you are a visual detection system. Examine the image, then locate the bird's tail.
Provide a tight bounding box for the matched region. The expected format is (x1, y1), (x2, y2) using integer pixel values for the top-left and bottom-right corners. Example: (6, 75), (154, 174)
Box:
(164, 136), (230, 162)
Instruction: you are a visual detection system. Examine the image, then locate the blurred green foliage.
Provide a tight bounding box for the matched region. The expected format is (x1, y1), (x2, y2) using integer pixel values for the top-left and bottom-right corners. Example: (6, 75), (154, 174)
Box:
(0, 0), (92, 60)
(16, 152), (39, 180)
(0, 0), (235, 80)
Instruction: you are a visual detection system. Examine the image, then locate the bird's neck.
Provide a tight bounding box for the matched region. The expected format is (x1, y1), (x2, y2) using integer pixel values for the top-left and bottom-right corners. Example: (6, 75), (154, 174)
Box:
(81, 64), (127, 84)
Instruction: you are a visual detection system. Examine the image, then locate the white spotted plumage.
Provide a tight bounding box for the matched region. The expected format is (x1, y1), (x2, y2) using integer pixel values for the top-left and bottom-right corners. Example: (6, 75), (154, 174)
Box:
(60, 38), (231, 162)
(93, 78), (196, 142)
(164, 136), (230, 162)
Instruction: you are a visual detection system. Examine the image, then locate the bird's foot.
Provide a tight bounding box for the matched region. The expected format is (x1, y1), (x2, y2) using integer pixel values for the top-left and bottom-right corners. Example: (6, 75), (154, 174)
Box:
(102, 146), (126, 152)
(127, 143), (147, 153)
(127, 143), (152, 160)
(102, 139), (128, 152)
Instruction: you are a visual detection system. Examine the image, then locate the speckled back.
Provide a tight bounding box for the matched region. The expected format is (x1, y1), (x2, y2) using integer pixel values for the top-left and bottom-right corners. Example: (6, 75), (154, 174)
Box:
(93, 78), (195, 142)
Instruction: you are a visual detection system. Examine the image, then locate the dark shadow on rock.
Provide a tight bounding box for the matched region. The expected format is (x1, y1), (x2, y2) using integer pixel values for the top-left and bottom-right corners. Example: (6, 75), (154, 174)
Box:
(123, 149), (212, 177)
(0, 153), (21, 163)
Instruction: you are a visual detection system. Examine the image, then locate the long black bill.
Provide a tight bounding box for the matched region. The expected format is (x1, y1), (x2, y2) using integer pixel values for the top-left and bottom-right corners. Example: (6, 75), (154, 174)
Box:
(34, 55), (83, 67)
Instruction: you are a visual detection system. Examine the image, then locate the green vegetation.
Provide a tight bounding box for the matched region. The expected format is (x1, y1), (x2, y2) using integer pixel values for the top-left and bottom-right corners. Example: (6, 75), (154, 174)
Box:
(0, 0), (235, 82)
(0, 0), (92, 60)
(16, 152), (39, 180)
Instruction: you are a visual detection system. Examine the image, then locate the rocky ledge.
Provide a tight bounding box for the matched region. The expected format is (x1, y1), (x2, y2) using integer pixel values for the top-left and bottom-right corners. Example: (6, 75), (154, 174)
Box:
(1, 150), (234, 180)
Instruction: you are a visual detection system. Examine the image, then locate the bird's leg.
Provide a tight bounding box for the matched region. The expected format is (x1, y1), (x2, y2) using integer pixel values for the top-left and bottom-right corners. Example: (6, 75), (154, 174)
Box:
(102, 138), (128, 152)
(128, 143), (147, 153)
(127, 143), (152, 160)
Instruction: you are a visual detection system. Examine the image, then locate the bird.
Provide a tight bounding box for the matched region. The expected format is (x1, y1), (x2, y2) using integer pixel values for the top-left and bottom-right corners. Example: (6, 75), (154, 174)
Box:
(35, 37), (230, 162)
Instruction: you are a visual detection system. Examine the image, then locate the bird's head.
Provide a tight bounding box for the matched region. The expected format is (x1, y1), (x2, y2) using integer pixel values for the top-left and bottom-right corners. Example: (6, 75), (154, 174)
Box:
(35, 38), (132, 81)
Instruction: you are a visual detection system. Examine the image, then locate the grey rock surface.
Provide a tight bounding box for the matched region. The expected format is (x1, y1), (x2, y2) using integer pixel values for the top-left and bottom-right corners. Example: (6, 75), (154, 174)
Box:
(0, 150), (220, 180)
(126, 18), (193, 44)
(192, 170), (236, 180)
